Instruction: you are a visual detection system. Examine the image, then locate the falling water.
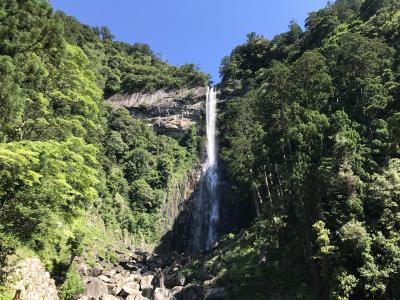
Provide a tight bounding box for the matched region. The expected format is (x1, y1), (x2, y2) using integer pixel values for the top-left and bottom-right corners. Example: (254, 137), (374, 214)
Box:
(191, 86), (220, 251)
(205, 86), (219, 249)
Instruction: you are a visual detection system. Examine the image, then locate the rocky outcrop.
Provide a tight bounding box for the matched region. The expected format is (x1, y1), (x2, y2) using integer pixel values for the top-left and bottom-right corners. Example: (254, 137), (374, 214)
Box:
(76, 251), (226, 300)
(5, 257), (59, 300)
(108, 87), (208, 138)
(157, 163), (203, 253)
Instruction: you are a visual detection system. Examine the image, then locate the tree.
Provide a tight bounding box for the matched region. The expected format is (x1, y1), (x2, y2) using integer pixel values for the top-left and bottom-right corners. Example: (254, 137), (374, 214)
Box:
(93, 26), (114, 41)
(0, 56), (22, 139)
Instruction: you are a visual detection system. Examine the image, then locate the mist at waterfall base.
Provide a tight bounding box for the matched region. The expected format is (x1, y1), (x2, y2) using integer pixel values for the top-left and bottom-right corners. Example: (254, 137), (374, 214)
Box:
(190, 87), (220, 251)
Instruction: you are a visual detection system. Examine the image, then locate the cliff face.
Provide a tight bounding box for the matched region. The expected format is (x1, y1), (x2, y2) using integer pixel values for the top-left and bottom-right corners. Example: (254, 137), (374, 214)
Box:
(108, 87), (209, 252)
(156, 162), (203, 253)
(5, 257), (59, 299)
(108, 87), (208, 138)
(108, 87), (238, 254)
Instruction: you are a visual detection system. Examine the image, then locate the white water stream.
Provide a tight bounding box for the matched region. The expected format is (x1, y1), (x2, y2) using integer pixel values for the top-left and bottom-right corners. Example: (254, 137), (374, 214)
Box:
(204, 86), (219, 249)
(190, 86), (220, 251)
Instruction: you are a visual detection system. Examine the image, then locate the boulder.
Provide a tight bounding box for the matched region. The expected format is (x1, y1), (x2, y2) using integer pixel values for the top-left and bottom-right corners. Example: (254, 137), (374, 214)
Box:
(175, 289), (197, 300)
(114, 265), (124, 273)
(140, 274), (155, 299)
(124, 262), (136, 270)
(165, 273), (185, 288)
(113, 272), (126, 283)
(89, 267), (103, 277)
(205, 287), (227, 300)
(140, 274), (155, 289)
(98, 275), (113, 283)
(126, 291), (149, 300)
(101, 295), (119, 300)
(119, 282), (140, 296)
(125, 274), (142, 283)
(153, 288), (174, 300)
(86, 277), (109, 299)
(106, 283), (115, 294)
(103, 269), (117, 277)
(141, 288), (153, 300)
(112, 284), (123, 297)
(174, 285), (203, 300)
(170, 286), (184, 295)
(74, 257), (89, 276)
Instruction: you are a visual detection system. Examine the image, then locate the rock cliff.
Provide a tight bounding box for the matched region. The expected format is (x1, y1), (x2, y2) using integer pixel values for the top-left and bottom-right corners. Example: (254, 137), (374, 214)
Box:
(5, 257), (59, 300)
(108, 87), (208, 138)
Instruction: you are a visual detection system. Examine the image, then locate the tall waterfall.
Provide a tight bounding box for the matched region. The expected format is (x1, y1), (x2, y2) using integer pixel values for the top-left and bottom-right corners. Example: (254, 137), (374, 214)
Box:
(191, 87), (220, 251)
(205, 86), (219, 249)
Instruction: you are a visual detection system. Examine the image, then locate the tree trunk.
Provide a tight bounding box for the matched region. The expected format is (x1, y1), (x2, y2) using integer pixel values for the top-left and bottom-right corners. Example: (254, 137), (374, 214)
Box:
(263, 165), (273, 207)
(252, 187), (261, 218)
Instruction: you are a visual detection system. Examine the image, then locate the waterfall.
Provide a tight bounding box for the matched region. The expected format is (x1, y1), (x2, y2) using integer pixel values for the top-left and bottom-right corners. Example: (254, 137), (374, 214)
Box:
(205, 86), (219, 249)
(191, 86), (220, 251)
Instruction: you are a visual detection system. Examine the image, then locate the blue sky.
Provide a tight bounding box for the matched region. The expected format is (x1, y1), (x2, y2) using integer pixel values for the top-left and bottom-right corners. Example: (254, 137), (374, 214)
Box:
(49, 0), (328, 83)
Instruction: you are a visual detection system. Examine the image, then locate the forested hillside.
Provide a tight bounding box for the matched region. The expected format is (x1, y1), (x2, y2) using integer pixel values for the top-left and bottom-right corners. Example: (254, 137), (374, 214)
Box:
(0, 0), (208, 297)
(2, 0), (400, 299)
(214, 0), (400, 299)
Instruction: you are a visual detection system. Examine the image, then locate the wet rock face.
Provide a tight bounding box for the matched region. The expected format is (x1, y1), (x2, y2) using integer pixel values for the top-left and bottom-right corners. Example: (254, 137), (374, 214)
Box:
(108, 87), (208, 138)
(157, 162), (203, 254)
(6, 257), (59, 300)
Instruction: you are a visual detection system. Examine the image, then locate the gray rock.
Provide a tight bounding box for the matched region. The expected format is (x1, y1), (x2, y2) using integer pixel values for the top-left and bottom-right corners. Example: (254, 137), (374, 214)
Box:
(113, 272), (125, 283)
(90, 267), (103, 277)
(108, 87), (208, 139)
(86, 277), (109, 299)
(141, 288), (153, 299)
(165, 273), (185, 288)
(126, 291), (149, 300)
(154, 288), (174, 300)
(170, 286), (184, 295)
(125, 262), (135, 270)
(112, 285), (123, 296)
(140, 274), (155, 289)
(125, 274), (142, 283)
(103, 269), (117, 277)
(98, 274), (113, 283)
(176, 289), (197, 300)
(115, 265), (124, 273)
(141, 271), (156, 276)
(7, 257), (59, 300)
(174, 285), (203, 300)
(74, 257), (88, 277)
(120, 282), (140, 296)
(101, 295), (119, 300)
(205, 287), (227, 300)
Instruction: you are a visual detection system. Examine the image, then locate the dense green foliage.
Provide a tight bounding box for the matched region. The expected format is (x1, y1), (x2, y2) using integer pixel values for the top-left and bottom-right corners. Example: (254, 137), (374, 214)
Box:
(57, 12), (210, 97)
(59, 264), (85, 300)
(218, 0), (400, 299)
(0, 0), (204, 289)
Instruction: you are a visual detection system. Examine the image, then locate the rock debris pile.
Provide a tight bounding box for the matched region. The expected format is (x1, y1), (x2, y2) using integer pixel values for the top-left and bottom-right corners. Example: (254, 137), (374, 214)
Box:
(76, 251), (226, 300)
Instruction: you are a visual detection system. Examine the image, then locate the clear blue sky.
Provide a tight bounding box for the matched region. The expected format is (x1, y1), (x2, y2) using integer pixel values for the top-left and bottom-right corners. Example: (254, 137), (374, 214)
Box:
(49, 0), (328, 83)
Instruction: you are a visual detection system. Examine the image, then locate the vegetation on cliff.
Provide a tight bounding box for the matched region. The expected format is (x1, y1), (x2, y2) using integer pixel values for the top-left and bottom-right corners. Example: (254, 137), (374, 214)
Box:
(0, 0), (205, 294)
(217, 0), (400, 299)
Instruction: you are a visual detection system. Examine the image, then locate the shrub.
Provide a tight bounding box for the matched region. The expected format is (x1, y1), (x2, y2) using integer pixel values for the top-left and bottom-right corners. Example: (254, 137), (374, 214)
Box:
(59, 264), (85, 300)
